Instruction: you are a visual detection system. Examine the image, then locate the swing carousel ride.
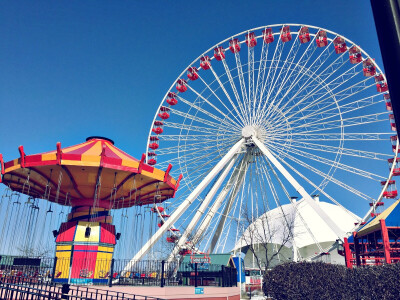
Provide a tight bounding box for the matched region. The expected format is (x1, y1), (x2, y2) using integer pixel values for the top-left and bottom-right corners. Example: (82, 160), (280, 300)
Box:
(0, 137), (180, 283)
(124, 24), (399, 267)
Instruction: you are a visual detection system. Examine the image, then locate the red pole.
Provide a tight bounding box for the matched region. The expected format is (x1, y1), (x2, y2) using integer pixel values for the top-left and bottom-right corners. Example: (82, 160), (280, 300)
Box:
(353, 232), (362, 266)
(344, 238), (353, 269)
(380, 219), (391, 264)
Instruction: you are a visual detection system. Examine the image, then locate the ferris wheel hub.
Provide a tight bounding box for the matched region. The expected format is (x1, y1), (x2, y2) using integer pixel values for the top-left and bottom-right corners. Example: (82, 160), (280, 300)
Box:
(242, 125), (266, 143)
(241, 126), (256, 139)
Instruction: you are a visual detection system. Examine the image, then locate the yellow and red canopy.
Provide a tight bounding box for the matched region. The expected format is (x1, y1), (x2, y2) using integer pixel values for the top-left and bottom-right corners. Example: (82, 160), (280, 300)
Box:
(0, 137), (181, 207)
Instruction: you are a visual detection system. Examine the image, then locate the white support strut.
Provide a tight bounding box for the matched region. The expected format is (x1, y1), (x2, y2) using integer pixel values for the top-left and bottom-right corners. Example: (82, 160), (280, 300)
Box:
(167, 156), (237, 261)
(193, 154), (248, 252)
(252, 136), (345, 241)
(122, 138), (245, 272)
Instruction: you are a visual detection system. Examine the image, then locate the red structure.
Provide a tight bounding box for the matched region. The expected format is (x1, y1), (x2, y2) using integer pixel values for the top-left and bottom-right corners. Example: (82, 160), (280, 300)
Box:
(341, 199), (400, 267)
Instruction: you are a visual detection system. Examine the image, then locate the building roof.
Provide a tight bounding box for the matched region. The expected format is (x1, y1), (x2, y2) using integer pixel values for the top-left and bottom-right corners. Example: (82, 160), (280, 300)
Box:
(357, 199), (400, 237)
(233, 199), (359, 251)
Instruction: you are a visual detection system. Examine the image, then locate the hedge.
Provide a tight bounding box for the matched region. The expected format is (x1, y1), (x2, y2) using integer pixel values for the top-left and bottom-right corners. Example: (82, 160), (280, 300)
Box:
(263, 262), (400, 300)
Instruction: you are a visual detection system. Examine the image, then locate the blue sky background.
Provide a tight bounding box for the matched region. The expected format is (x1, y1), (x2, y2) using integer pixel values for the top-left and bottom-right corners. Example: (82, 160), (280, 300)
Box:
(0, 0), (384, 216)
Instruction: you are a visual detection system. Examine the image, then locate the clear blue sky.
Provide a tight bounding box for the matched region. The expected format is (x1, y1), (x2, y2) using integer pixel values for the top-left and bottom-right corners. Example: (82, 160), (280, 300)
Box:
(0, 0), (384, 230)
(0, 0), (381, 158)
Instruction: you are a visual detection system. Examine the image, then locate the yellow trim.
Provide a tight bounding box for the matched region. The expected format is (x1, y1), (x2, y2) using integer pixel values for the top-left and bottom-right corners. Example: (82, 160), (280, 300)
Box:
(121, 159), (139, 169)
(61, 160), (100, 167)
(42, 153), (57, 161)
(56, 245), (72, 251)
(98, 246), (114, 253)
(81, 155), (101, 163)
(5, 163), (21, 173)
(152, 168), (165, 181)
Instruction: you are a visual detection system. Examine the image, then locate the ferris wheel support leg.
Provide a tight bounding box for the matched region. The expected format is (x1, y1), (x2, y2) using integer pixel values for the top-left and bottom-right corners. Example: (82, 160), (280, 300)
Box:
(209, 154), (250, 253)
(252, 136), (345, 242)
(190, 154), (249, 254)
(122, 138), (245, 272)
(167, 157), (238, 261)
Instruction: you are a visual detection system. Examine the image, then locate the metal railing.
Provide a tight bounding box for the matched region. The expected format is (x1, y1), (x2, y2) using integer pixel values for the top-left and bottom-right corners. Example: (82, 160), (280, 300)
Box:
(0, 276), (166, 299)
(0, 256), (238, 287)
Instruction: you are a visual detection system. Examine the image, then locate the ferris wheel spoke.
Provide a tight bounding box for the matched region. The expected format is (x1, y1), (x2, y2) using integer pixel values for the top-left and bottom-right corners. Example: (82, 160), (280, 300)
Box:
(172, 142), (237, 168)
(247, 46), (255, 124)
(159, 134), (237, 142)
(156, 137), (238, 156)
(288, 93), (383, 127)
(257, 32), (285, 115)
(220, 59), (250, 123)
(261, 35), (286, 103)
(163, 121), (236, 135)
(275, 132), (392, 141)
(285, 77), (375, 123)
(209, 65), (247, 126)
(179, 144), (236, 180)
(233, 51), (250, 114)
(274, 143), (386, 181)
(183, 84), (242, 128)
(287, 111), (389, 133)
(254, 42), (270, 121)
(281, 63), (364, 120)
(267, 74), (373, 130)
(283, 92), (381, 130)
(168, 108), (239, 133)
(258, 39), (336, 120)
(264, 36), (301, 112)
(268, 144), (373, 202)
(174, 95), (240, 130)
(275, 139), (391, 161)
(197, 74), (245, 126)
(262, 35), (318, 121)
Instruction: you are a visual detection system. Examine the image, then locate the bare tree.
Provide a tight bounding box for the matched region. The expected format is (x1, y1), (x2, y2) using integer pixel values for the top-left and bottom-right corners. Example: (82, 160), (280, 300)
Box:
(237, 206), (297, 271)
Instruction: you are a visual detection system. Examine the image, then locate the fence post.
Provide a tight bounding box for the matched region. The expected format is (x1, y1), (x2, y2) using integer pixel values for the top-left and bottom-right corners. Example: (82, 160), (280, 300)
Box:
(221, 265), (225, 287)
(108, 259), (115, 287)
(160, 260), (165, 288)
(194, 263), (198, 288)
(51, 256), (57, 284)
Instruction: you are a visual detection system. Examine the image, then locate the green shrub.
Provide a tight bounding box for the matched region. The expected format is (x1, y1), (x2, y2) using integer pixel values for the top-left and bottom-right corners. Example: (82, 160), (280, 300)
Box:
(263, 262), (400, 300)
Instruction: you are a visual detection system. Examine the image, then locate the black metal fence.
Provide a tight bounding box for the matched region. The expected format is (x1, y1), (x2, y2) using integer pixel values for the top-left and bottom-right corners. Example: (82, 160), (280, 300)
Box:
(0, 276), (165, 299)
(112, 259), (237, 287)
(0, 256), (237, 288)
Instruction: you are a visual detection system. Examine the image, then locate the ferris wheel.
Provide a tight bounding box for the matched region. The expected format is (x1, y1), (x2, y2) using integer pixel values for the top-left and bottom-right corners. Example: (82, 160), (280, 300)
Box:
(129, 24), (398, 264)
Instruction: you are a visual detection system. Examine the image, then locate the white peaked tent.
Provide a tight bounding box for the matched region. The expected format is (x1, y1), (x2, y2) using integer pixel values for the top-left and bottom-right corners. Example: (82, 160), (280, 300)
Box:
(233, 197), (360, 269)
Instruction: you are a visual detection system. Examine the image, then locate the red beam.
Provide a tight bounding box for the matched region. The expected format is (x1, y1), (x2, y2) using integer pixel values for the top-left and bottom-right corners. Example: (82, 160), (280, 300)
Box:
(344, 237), (353, 269)
(380, 219), (392, 264)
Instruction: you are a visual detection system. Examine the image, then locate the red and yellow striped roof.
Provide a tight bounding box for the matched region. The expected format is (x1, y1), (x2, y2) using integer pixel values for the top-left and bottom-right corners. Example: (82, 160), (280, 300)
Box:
(0, 137), (181, 207)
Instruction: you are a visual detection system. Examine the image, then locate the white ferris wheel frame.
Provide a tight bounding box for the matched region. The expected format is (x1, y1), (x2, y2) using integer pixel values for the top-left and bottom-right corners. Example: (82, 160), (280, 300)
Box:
(128, 24), (398, 269)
